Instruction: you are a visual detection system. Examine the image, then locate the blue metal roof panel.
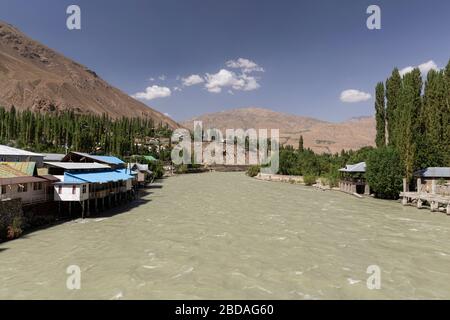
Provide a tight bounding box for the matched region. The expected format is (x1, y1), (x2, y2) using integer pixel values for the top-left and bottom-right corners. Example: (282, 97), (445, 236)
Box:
(63, 170), (134, 183)
(89, 155), (125, 165)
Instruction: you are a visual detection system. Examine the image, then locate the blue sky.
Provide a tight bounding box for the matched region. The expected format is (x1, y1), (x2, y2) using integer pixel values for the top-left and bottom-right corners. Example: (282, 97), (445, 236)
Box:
(1, 0), (450, 122)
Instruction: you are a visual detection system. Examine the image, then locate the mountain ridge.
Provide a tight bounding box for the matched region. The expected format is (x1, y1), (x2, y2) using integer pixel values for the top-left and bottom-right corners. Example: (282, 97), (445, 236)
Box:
(182, 107), (376, 154)
(0, 21), (178, 128)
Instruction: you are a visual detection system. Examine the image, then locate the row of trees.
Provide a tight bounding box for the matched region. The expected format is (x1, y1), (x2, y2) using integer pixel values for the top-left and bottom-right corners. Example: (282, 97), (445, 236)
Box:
(0, 106), (172, 157)
(278, 137), (375, 186)
(375, 60), (450, 180)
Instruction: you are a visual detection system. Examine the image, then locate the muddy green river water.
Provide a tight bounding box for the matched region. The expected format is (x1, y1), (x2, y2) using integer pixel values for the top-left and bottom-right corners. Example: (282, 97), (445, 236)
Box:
(1, 172), (450, 299)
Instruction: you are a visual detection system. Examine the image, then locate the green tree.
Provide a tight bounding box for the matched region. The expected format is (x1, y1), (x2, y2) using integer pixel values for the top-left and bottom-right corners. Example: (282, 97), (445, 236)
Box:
(366, 147), (403, 199)
(375, 82), (386, 147)
(385, 68), (402, 146)
(298, 135), (304, 152)
(418, 69), (446, 168)
(396, 68), (422, 180)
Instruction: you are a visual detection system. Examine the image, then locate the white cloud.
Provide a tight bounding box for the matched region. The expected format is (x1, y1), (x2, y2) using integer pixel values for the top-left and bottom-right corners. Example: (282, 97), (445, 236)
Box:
(399, 60), (439, 76)
(132, 85), (172, 101)
(181, 74), (204, 86)
(148, 77), (155, 81)
(158, 75), (167, 81)
(173, 86), (182, 92)
(226, 58), (264, 73)
(340, 89), (372, 103)
(204, 69), (261, 93)
(163, 112), (172, 118)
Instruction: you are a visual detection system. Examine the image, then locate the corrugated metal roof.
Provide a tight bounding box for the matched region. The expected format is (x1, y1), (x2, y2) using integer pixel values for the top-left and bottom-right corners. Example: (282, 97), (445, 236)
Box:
(339, 162), (366, 173)
(0, 162), (36, 177)
(0, 145), (43, 157)
(131, 163), (149, 171)
(62, 170), (134, 184)
(0, 176), (47, 185)
(70, 152), (125, 165)
(40, 175), (60, 182)
(414, 167), (450, 178)
(42, 153), (65, 161)
(44, 162), (111, 170)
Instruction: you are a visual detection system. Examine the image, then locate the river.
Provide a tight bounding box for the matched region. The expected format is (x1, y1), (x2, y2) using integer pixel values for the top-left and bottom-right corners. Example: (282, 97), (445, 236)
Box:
(1, 172), (450, 299)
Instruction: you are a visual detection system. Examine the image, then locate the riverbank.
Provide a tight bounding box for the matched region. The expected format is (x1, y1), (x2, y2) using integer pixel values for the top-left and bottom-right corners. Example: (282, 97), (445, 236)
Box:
(1, 172), (450, 299)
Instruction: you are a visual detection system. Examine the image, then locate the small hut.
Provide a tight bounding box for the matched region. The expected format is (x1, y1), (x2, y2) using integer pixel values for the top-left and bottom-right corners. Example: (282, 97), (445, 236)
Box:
(338, 162), (370, 195)
(401, 168), (450, 213)
(413, 167), (450, 196)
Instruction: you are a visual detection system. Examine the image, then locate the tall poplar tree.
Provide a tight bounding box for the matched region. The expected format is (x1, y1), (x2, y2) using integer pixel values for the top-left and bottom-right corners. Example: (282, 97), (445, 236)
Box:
(396, 68), (422, 180)
(385, 68), (402, 147)
(375, 82), (386, 148)
(298, 135), (304, 152)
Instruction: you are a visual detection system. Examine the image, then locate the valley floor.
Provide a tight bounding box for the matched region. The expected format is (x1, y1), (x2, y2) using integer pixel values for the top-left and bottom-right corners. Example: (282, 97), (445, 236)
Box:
(1, 172), (450, 299)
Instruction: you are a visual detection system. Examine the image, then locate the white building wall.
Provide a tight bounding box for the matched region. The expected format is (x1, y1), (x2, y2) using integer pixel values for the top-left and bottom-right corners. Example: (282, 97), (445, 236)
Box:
(0, 182), (50, 204)
(54, 184), (89, 202)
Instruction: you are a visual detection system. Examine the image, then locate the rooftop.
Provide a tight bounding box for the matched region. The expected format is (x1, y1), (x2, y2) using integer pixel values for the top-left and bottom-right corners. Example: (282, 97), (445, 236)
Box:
(44, 162), (111, 170)
(414, 167), (450, 178)
(339, 162), (366, 173)
(0, 162), (37, 178)
(59, 169), (134, 184)
(42, 153), (66, 162)
(0, 145), (43, 157)
(67, 152), (125, 165)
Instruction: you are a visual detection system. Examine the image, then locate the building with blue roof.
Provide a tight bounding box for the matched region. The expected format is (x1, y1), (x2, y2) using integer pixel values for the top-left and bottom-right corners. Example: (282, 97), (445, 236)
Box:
(62, 152), (125, 169)
(52, 155), (136, 218)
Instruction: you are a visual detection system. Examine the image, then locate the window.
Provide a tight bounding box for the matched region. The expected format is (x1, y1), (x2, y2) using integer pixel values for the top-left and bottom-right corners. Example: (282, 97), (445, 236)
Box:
(72, 185), (76, 195)
(34, 182), (43, 191)
(58, 185), (62, 194)
(1, 185), (6, 194)
(18, 184), (28, 193)
(82, 185), (87, 194)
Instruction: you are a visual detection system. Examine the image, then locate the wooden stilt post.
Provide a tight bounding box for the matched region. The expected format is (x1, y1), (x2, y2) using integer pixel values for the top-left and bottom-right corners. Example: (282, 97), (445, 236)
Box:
(432, 179), (437, 194)
(417, 178), (422, 193)
(81, 200), (85, 219)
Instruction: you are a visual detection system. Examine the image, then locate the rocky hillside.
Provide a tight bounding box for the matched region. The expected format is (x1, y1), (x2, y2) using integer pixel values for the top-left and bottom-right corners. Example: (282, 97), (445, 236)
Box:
(0, 21), (178, 128)
(182, 107), (375, 153)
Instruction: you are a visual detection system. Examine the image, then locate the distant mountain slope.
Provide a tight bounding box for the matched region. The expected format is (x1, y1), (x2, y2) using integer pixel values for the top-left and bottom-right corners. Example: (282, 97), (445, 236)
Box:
(0, 21), (178, 129)
(182, 107), (375, 153)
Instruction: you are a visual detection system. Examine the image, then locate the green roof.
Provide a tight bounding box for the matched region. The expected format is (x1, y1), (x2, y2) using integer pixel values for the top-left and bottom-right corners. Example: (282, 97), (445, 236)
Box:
(143, 155), (158, 162)
(0, 162), (37, 178)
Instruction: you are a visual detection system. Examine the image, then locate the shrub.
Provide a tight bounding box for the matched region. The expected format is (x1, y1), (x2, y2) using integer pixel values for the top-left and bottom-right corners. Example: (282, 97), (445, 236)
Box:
(148, 161), (164, 179)
(175, 164), (188, 174)
(246, 165), (261, 177)
(366, 146), (403, 199)
(303, 174), (317, 186)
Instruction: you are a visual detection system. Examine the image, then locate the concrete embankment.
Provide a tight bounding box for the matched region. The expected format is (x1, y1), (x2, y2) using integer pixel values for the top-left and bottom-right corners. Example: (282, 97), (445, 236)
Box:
(255, 173), (304, 184)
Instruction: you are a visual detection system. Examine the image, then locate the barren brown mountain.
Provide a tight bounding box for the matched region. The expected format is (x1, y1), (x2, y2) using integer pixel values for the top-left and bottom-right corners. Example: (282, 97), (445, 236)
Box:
(0, 21), (178, 128)
(182, 107), (376, 154)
